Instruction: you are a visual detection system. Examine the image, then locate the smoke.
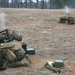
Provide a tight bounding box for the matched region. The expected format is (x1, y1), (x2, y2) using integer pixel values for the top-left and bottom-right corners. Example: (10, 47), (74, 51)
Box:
(0, 12), (7, 29)
(64, 6), (70, 13)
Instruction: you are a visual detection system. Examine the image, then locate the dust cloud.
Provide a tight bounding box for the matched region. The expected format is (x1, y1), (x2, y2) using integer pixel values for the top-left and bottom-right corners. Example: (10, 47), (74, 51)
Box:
(0, 11), (7, 30)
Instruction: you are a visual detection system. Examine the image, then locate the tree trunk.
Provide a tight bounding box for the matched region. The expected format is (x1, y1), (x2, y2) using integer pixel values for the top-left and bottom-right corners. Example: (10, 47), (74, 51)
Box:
(41, 0), (44, 9)
(25, 0), (27, 8)
(30, 0), (32, 8)
(21, 0), (22, 8)
(49, 0), (52, 9)
(36, 0), (38, 8)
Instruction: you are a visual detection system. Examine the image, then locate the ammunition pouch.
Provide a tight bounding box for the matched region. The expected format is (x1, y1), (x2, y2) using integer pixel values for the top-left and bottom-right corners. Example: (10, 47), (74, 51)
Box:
(15, 47), (25, 61)
(3, 49), (16, 62)
(44, 62), (61, 73)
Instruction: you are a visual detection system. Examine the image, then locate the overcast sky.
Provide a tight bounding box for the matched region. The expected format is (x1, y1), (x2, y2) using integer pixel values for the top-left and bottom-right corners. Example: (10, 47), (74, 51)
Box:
(9, 0), (37, 3)
(9, 0), (48, 3)
(33, 0), (48, 2)
(33, 0), (36, 2)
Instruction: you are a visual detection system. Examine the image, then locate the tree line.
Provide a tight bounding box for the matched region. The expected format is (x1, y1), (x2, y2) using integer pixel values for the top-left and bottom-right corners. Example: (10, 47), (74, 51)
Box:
(0, 0), (75, 9)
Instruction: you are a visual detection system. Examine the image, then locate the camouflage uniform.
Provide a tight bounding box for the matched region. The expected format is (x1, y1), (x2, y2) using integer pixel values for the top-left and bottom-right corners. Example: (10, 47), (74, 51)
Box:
(59, 16), (75, 24)
(0, 29), (31, 69)
(59, 16), (67, 23)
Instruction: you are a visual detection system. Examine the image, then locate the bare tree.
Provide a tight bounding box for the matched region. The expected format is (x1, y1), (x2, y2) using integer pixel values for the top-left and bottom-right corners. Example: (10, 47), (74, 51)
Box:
(30, 0), (32, 8)
(49, 0), (52, 9)
(25, 0), (27, 8)
(1, 0), (5, 7)
(3, 0), (9, 7)
(41, 0), (44, 9)
(15, 0), (18, 8)
(17, 0), (20, 8)
(36, 0), (38, 8)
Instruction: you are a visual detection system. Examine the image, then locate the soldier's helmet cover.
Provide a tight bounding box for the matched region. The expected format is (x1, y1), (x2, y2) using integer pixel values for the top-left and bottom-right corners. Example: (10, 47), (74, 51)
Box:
(14, 33), (23, 41)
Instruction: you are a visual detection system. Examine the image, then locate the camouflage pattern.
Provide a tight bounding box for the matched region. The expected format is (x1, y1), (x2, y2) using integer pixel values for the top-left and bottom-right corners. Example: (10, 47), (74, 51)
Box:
(59, 16), (75, 24)
(4, 57), (30, 68)
(14, 33), (23, 41)
(0, 42), (14, 49)
(0, 33), (6, 43)
(0, 29), (31, 69)
(3, 49), (16, 62)
(67, 17), (75, 24)
(59, 16), (67, 23)
(1, 41), (26, 62)
(0, 29), (23, 43)
(0, 50), (3, 67)
(15, 47), (25, 61)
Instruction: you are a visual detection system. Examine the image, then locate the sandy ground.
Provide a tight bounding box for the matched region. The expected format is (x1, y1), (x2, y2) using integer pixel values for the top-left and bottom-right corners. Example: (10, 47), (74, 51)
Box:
(0, 8), (75, 75)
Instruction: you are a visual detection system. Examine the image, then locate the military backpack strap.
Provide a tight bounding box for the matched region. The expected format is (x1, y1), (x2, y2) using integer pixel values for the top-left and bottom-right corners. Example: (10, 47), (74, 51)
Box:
(0, 43), (14, 49)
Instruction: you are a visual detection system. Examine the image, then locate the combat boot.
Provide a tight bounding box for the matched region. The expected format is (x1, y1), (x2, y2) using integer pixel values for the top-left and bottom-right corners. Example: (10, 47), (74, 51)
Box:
(19, 57), (31, 67)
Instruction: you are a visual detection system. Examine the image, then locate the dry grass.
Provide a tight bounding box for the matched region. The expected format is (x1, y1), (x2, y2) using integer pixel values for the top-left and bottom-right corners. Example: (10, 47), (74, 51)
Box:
(0, 8), (75, 75)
